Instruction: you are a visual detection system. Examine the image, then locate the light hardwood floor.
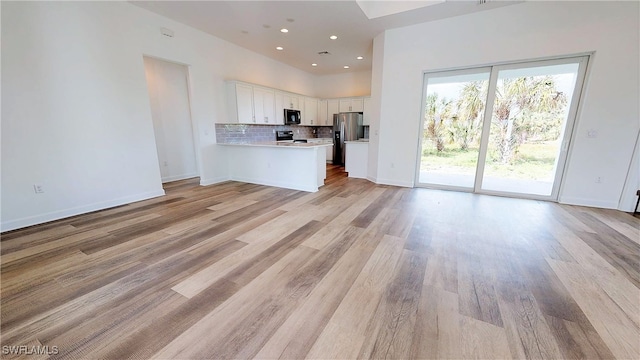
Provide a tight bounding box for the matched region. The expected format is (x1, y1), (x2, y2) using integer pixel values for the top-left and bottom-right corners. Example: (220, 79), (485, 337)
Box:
(1, 165), (639, 359)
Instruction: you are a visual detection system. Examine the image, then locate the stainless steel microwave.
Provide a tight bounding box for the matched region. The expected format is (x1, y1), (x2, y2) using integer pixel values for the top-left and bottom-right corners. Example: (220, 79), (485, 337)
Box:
(284, 109), (301, 125)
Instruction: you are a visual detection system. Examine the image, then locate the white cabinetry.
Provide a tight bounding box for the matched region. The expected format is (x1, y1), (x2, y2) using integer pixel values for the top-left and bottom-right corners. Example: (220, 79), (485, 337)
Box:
(339, 98), (364, 112)
(226, 82), (255, 123)
(327, 99), (339, 123)
(308, 139), (334, 163)
(283, 93), (301, 110)
(275, 92), (284, 124)
(226, 81), (278, 124)
(318, 100), (328, 126)
(302, 97), (318, 125)
(345, 141), (369, 178)
(254, 87), (276, 124)
(363, 96), (371, 126)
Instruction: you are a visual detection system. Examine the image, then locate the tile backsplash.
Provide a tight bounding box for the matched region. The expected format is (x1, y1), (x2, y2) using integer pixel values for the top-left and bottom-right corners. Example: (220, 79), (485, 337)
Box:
(216, 124), (332, 143)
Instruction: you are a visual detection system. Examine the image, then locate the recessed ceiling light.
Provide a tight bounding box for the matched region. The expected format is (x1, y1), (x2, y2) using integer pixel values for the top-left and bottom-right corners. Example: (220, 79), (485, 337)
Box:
(343, 65), (350, 69)
(330, 35), (338, 40)
(356, 56), (364, 60)
(312, 63), (317, 67)
(280, 28), (288, 33)
(276, 46), (284, 50)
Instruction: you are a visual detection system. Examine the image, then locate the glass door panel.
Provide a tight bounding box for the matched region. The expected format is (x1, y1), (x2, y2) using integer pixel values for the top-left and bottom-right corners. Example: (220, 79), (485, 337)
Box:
(479, 62), (581, 196)
(417, 70), (490, 189)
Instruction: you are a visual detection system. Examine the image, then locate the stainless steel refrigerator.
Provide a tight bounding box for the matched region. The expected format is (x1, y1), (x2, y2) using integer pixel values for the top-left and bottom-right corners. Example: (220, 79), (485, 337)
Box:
(333, 112), (364, 166)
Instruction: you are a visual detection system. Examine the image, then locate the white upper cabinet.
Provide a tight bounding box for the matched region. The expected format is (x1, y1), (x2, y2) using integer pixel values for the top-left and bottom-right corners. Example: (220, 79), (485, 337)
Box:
(318, 100), (328, 126)
(226, 80), (369, 127)
(226, 82), (255, 123)
(363, 96), (371, 126)
(339, 98), (364, 112)
(327, 99), (339, 122)
(283, 93), (301, 110)
(274, 91), (284, 124)
(254, 87), (276, 124)
(226, 81), (279, 124)
(351, 98), (364, 112)
(338, 99), (351, 113)
(302, 97), (318, 125)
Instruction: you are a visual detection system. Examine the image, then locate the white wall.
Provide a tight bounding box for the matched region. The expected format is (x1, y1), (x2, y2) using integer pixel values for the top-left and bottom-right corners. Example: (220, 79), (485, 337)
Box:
(371, 1), (640, 209)
(1, 1), (320, 231)
(314, 70), (372, 99)
(367, 32), (386, 183)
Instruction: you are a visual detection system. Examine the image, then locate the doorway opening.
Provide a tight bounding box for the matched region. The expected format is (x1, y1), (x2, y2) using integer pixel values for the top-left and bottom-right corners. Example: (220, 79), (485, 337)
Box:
(143, 56), (199, 185)
(416, 56), (589, 201)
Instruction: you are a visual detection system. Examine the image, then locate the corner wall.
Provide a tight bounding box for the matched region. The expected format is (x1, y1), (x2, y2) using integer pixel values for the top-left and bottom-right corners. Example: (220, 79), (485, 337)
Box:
(371, 1), (640, 209)
(1, 1), (319, 231)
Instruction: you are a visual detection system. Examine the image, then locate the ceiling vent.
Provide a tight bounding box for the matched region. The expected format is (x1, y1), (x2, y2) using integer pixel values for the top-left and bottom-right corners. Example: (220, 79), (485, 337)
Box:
(477, 0), (488, 5)
(317, 51), (331, 56)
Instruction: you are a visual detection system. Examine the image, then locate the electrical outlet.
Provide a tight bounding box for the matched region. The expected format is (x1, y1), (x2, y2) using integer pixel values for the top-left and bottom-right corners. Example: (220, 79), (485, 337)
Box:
(163, 161), (168, 167)
(33, 184), (44, 194)
(391, 162), (395, 169)
(595, 176), (602, 183)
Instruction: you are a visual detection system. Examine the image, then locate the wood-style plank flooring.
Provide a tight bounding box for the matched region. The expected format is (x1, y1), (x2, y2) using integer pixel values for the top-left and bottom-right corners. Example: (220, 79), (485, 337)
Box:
(1, 165), (639, 359)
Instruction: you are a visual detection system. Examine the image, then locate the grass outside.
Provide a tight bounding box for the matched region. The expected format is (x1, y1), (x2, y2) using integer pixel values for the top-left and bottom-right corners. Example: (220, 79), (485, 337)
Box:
(421, 140), (558, 181)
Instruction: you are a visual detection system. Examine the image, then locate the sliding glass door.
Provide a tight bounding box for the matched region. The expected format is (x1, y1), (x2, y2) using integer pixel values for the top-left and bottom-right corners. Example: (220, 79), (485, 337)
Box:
(416, 56), (588, 200)
(417, 69), (490, 190)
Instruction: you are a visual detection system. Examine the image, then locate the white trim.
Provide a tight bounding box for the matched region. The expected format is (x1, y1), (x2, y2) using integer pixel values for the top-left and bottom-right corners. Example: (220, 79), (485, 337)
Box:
(199, 176), (231, 186)
(559, 196), (618, 210)
(229, 176), (318, 192)
(366, 175), (378, 183)
(161, 173), (199, 183)
(375, 178), (414, 188)
(1, 190), (166, 232)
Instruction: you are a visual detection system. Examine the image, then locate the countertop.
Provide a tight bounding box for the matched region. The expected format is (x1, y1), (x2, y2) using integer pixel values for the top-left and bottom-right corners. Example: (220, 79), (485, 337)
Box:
(345, 139), (369, 143)
(218, 141), (332, 149)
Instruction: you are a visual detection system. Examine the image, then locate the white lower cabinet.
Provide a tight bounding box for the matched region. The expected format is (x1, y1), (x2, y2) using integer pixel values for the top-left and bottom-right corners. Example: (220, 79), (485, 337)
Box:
(345, 141), (368, 178)
(326, 143), (333, 163)
(308, 139), (334, 163)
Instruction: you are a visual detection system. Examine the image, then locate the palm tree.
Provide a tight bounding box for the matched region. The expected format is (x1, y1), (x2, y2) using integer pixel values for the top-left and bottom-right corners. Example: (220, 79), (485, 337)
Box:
(490, 75), (566, 163)
(424, 93), (453, 152)
(449, 81), (487, 151)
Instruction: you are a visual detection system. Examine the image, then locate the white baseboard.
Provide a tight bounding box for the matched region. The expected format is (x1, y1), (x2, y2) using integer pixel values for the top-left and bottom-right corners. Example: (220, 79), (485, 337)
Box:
(161, 173), (199, 183)
(1, 189), (166, 232)
(230, 175), (318, 192)
(375, 177), (414, 188)
(199, 176), (231, 186)
(558, 196), (618, 209)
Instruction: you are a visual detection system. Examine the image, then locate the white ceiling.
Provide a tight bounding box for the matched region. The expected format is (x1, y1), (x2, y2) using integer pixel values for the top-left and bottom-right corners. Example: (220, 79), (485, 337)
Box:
(131, 1), (520, 75)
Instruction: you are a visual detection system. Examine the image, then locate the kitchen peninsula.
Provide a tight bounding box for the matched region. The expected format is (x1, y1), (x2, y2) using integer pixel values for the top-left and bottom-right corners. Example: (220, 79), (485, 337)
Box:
(218, 142), (332, 192)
